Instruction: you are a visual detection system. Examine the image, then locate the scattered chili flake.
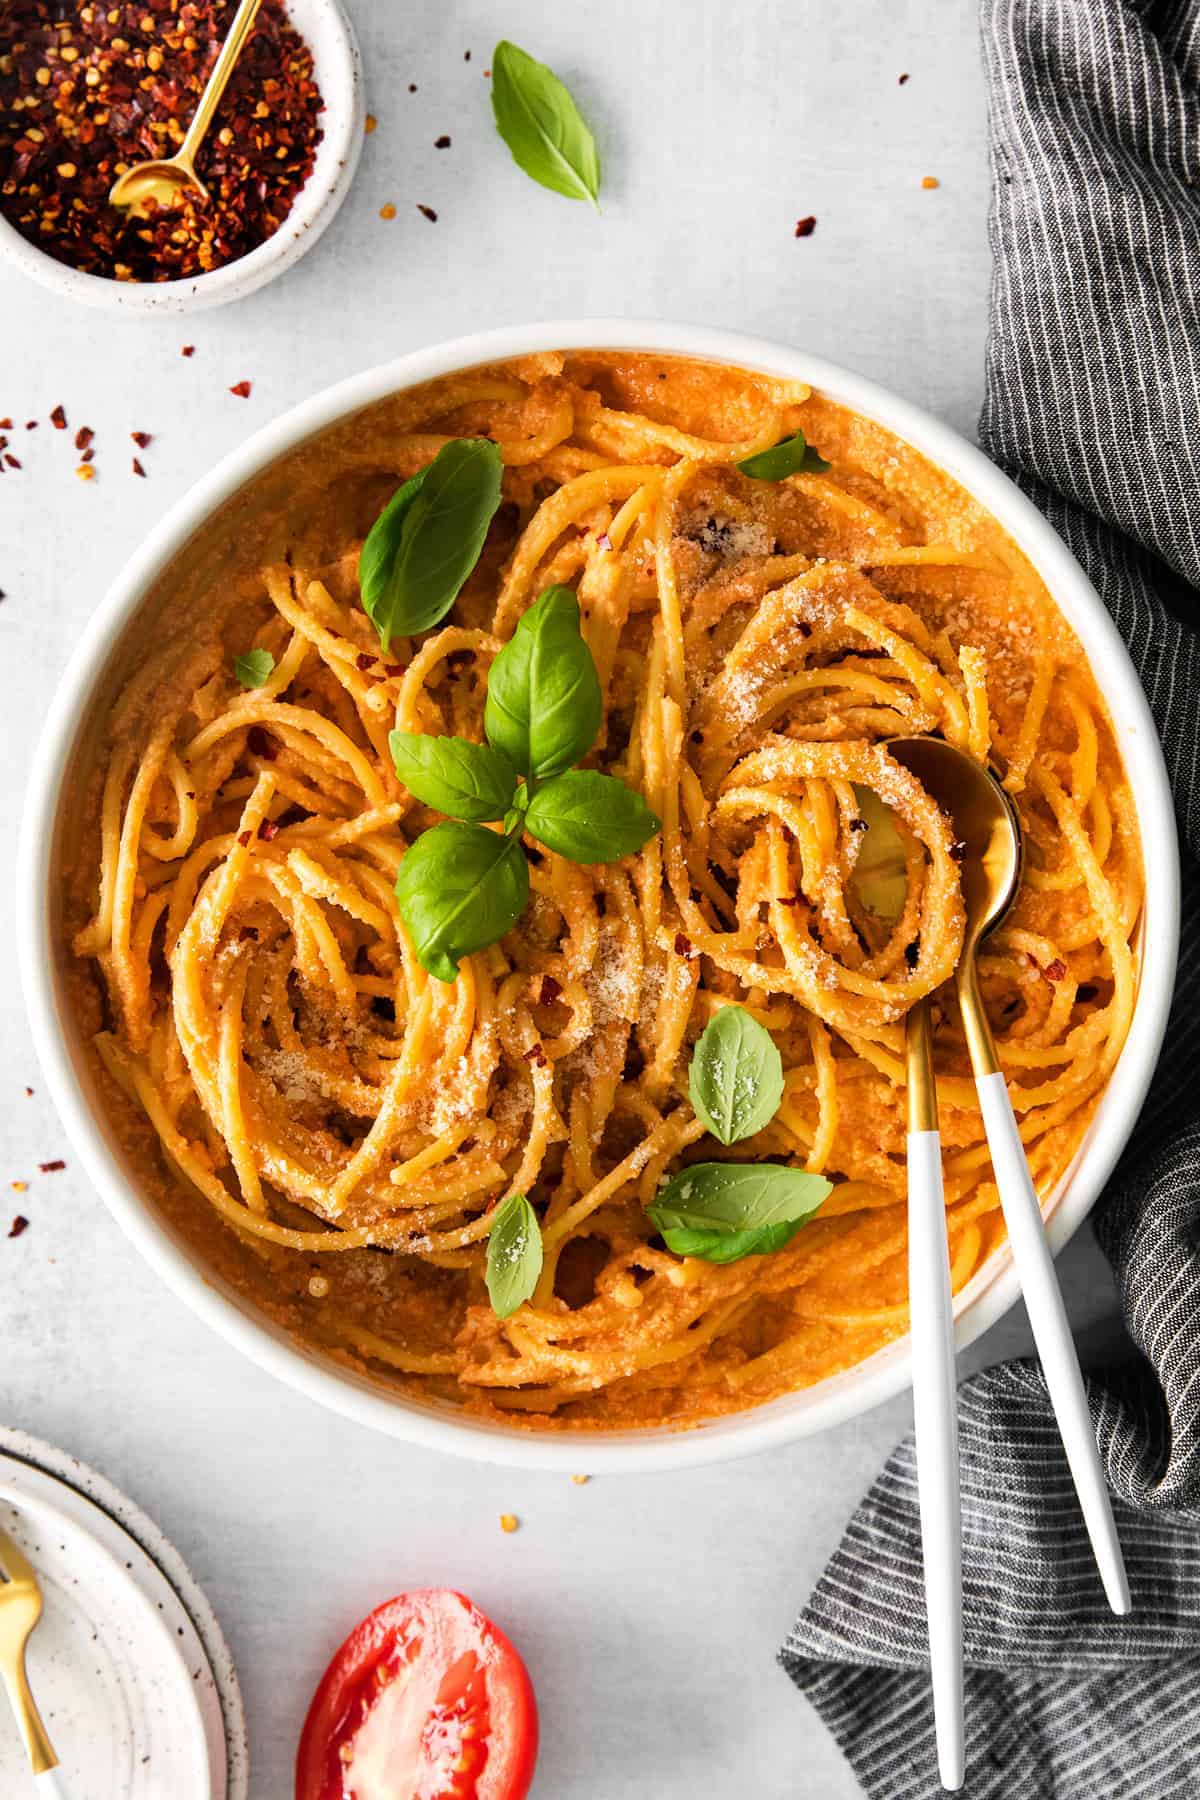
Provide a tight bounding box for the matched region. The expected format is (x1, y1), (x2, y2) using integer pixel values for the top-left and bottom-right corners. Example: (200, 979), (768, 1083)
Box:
(0, 417), (10, 429)
(523, 1042), (548, 1067)
(181, 345), (196, 358)
(778, 894), (801, 906)
(354, 651), (375, 672)
(8, 1216), (29, 1239)
(379, 203), (396, 221)
(23, 1088), (33, 1097)
(38, 1159), (65, 1173)
(674, 932), (696, 959)
(571, 1474), (589, 1486)
(0, 0), (326, 284)
(408, 82), (417, 93)
(4, 455), (20, 469)
(364, 113), (378, 134)
(595, 531), (613, 552)
(539, 975), (562, 1005)
(382, 663), (404, 677)
(499, 1513), (519, 1534)
(74, 425), (94, 450)
(483, 69), (491, 79)
(464, 50), (471, 61)
(417, 204), (438, 222)
(49, 404), (67, 429)
(794, 215), (817, 238)
(11, 1180), (27, 1193)
(258, 819), (280, 841)
(25, 420), (37, 429)
(237, 830), (252, 847)
(1044, 959), (1067, 983)
(131, 457), (146, 477)
(922, 175), (940, 189)
(229, 380), (252, 399)
(131, 430), (152, 448)
(899, 72), (910, 84)
(80, 446), (95, 463)
(434, 135), (451, 149)
(75, 464), (95, 481)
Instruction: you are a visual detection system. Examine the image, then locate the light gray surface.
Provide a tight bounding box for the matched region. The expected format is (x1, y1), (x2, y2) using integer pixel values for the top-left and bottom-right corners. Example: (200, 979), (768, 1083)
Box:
(0, 3), (1122, 1796)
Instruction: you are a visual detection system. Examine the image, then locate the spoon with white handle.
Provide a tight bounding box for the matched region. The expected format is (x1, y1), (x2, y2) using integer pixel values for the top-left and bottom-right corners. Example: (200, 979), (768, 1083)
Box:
(889, 735), (1130, 1618)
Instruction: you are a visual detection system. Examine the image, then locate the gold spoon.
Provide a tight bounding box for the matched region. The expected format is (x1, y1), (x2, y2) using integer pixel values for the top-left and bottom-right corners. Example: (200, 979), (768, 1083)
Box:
(108, 0), (263, 215)
(888, 735), (1130, 1616)
(0, 1525), (57, 1777)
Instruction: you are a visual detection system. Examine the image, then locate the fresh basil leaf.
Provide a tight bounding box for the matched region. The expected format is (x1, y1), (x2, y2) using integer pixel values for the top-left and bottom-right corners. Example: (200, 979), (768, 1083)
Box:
(491, 40), (601, 210)
(688, 1007), (784, 1146)
(389, 730), (517, 823)
(653, 1218), (807, 1265)
(233, 648), (275, 689)
(484, 586), (602, 780)
(736, 431), (830, 480)
(524, 769), (660, 864)
(647, 1162), (832, 1237)
(485, 1191), (543, 1319)
(851, 784), (909, 925)
(359, 438), (503, 651)
(394, 820), (529, 983)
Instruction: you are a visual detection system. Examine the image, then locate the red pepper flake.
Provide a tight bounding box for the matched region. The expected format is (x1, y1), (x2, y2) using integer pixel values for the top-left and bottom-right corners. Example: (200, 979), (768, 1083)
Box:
(778, 894), (802, 906)
(181, 346), (196, 359)
(408, 82), (418, 93)
(80, 447), (95, 464)
(899, 72), (910, 84)
(237, 830), (252, 847)
(259, 819), (280, 841)
(132, 458), (147, 478)
(523, 1042), (548, 1066)
(379, 203), (397, 221)
(0, 1), (326, 284)
(38, 1159), (66, 1173)
(229, 381), (252, 399)
(539, 975), (563, 1005)
(131, 431), (152, 449)
(75, 426), (94, 451)
(435, 135), (451, 149)
(76, 465), (96, 482)
(11, 1180), (27, 1193)
(922, 176), (940, 190)
(417, 204), (438, 223)
(674, 933), (696, 959)
(794, 216), (817, 238)
(383, 663), (405, 677)
(4, 455), (21, 470)
(0, 418), (10, 430)
(25, 421), (38, 430)
(8, 1216), (29, 1239)
(364, 114), (378, 134)
(595, 531), (613, 552)
(354, 652), (376, 672)
(24, 1088), (33, 1098)
(1044, 959), (1068, 983)
(50, 405), (67, 430)
(464, 50), (472, 60)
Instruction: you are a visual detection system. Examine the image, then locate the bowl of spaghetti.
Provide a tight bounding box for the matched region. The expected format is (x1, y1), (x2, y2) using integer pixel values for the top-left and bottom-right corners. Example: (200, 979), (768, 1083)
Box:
(19, 322), (1178, 1471)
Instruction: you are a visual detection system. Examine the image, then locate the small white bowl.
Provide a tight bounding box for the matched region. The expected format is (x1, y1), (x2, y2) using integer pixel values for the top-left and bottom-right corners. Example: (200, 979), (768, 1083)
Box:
(18, 321), (1181, 1472)
(0, 0), (363, 314)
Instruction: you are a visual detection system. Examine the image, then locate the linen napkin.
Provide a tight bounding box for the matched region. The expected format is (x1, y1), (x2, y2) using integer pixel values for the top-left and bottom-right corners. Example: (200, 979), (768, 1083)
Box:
(780, 1), (1200, 1792)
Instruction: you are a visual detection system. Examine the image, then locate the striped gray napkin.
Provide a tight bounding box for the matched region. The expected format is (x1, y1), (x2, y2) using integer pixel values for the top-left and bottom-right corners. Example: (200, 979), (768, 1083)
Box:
(780, 1), (1200, 1793)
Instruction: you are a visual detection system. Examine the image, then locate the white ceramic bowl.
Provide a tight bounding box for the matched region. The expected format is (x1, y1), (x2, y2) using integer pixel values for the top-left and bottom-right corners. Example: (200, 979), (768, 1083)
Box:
(0, 0), (363, 314)
(18, 321), (1180, 1472)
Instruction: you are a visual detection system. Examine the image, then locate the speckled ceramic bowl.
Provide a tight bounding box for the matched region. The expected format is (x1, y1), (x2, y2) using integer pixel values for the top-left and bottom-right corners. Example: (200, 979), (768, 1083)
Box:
(18, 322), (1181, 1471)
(0, 0), (363, 314)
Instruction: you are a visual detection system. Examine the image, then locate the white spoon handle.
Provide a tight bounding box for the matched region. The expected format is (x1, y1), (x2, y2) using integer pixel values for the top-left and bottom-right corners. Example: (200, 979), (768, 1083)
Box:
(975, 1070), (1130, 1615)
(908, 1127), (964, 1792)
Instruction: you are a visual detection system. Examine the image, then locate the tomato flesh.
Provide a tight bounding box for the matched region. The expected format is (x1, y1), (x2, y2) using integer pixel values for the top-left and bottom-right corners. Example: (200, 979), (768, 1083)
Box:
(296, 1589), (538, 1800)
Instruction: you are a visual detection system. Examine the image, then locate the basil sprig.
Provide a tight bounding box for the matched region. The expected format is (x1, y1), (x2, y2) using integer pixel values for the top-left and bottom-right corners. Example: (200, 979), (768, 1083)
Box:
(647, 1163), (831, 1265)
(392, 587), (660, 982)
(688, 1006), (785, 1146)
(736, 430), (830, 480)
(491, 40), (601, 210)
(485, 1191), (543, 1318)
(359, 438), (503, 651)
(234, 648), (275, 689)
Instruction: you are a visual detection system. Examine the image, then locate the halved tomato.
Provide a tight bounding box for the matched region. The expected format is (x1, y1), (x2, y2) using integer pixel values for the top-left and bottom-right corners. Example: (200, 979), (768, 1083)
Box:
(296, 1588), (538, 1800)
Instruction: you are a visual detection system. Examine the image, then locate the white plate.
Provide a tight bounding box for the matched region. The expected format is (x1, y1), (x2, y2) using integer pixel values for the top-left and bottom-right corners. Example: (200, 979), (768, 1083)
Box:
(0, 1431), (247, 1800)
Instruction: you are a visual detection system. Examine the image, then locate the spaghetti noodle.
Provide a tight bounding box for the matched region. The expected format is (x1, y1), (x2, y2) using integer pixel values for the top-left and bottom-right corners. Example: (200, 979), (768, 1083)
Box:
(67, 352), (1143, 1428)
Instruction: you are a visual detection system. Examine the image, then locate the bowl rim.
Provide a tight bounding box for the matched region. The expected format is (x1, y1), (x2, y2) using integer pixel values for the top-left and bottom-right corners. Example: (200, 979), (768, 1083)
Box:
(0, 0), (364, 315)
(17, 318), (1181, 1471)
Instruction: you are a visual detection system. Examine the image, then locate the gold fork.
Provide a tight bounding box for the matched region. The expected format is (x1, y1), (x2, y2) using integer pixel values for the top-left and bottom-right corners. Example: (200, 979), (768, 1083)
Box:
(0, 1523), (58, 1775)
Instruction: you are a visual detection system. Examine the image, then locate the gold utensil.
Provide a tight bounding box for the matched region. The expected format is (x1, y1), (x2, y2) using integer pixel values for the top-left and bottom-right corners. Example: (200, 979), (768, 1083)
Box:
(0, 1524), (58, 1775)
(109, 0), (263, 215)
(888, 735), (1130, 1615)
